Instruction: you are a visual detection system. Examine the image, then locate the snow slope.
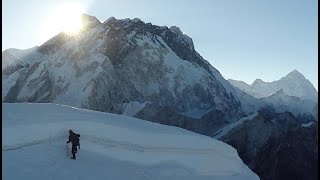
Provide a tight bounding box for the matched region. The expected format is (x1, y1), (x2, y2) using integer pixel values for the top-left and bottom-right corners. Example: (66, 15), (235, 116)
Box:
(2, 103), (259, 180)
(2, 46), (43, 71)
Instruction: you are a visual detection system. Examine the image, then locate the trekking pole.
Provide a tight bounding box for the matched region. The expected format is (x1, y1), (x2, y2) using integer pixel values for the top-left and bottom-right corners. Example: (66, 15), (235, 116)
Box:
(66, 144), (68, 158)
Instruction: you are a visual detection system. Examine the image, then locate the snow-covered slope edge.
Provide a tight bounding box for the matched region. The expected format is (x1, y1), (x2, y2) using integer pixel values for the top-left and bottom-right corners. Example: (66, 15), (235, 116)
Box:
(2, 103), (259, 180)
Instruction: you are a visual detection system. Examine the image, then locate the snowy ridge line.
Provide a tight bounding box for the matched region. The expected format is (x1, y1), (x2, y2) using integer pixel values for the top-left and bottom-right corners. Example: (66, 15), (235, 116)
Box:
(301, 121), (314, 128)
(4, 134), (224, 155)
(3, 103), (260, 179)
(212, 129), (223, 137)
(84, 135), (226, 155)
(2, 135), (66, 151)
(213, 113), (258, 139)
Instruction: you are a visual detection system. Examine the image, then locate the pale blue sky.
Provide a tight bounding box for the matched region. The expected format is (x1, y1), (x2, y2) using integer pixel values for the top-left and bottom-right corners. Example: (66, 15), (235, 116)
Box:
(3, 0), (318, 90)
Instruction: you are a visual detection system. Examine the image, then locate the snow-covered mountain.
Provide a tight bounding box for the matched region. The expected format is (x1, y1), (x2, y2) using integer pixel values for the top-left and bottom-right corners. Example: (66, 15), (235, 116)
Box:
(228, 70), (318, 120)
(228, 70), (318, 101)
(2, 103), (259, 180)
(261, 89), (317, 118)
(2, 14), (245, 136)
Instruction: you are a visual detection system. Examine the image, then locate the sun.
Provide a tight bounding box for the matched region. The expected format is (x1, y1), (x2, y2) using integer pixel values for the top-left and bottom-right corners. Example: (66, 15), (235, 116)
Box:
(56, 3), (85, 34)
(45, 2), (85, 36)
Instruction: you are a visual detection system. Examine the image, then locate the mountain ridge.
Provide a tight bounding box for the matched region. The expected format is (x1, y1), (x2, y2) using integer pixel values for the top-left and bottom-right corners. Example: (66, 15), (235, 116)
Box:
(228, 69), (318, 101)
(2, 14), (244, 136)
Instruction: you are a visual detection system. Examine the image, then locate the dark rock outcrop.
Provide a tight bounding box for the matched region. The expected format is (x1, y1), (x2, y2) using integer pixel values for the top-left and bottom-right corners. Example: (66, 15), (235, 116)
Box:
(219, 108), (318, 180)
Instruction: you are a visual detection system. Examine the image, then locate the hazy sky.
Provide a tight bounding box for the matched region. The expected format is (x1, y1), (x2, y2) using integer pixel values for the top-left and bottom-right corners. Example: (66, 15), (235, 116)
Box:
(3, 0), (318, 90)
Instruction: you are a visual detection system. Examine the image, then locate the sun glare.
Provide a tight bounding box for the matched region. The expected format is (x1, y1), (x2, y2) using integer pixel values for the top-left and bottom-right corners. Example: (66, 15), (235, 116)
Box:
(45, 2), (85, 36)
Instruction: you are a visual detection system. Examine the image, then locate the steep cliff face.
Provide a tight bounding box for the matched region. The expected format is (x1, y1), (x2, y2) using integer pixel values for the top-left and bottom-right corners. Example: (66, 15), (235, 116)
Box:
(253, 123), (318, 180)
(216, 108), (318, 180)
(2, 14), (242, 135)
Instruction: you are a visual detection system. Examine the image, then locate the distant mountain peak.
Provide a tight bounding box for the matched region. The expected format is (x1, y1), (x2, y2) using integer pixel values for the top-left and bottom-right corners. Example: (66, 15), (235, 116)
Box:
(169, 26), (194, 50)
(284, 69), (306, 80)
(229, 69), (317, 102)
(80, 13), (99, 20)
(103, 16), (117, 25)
(250, 79), (264, 87)
(169, 26), (183, 35)
(80, 14), (102, 30)
(132, 17), (143, 23)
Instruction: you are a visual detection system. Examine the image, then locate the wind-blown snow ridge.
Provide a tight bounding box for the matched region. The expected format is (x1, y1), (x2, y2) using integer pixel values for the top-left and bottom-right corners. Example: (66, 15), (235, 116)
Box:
(213, 113), (258, 139)
(301, 121), (314, 128)
(3, 103), (259, 180)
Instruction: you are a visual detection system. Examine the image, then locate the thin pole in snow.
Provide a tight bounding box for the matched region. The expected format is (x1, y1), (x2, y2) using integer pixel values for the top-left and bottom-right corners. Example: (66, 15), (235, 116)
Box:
(66, 144), (68, 158)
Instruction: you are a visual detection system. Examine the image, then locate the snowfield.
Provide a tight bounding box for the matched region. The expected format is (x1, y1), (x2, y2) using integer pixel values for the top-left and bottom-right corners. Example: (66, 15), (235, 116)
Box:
(2, 103), (259, 180)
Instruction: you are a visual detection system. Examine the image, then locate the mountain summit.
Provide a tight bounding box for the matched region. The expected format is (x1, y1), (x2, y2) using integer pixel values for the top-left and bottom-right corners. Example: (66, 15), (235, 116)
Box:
(2, 15), (242, 136)
(284, 69), (306, 79)
(229, 70), (318, 101)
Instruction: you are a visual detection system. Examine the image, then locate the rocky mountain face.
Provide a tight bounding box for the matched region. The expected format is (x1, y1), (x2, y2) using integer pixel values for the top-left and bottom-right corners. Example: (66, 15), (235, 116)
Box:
(2, 14), (243, 136)
(217, 107), (318, 180)
(313, 104), (318, 120)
